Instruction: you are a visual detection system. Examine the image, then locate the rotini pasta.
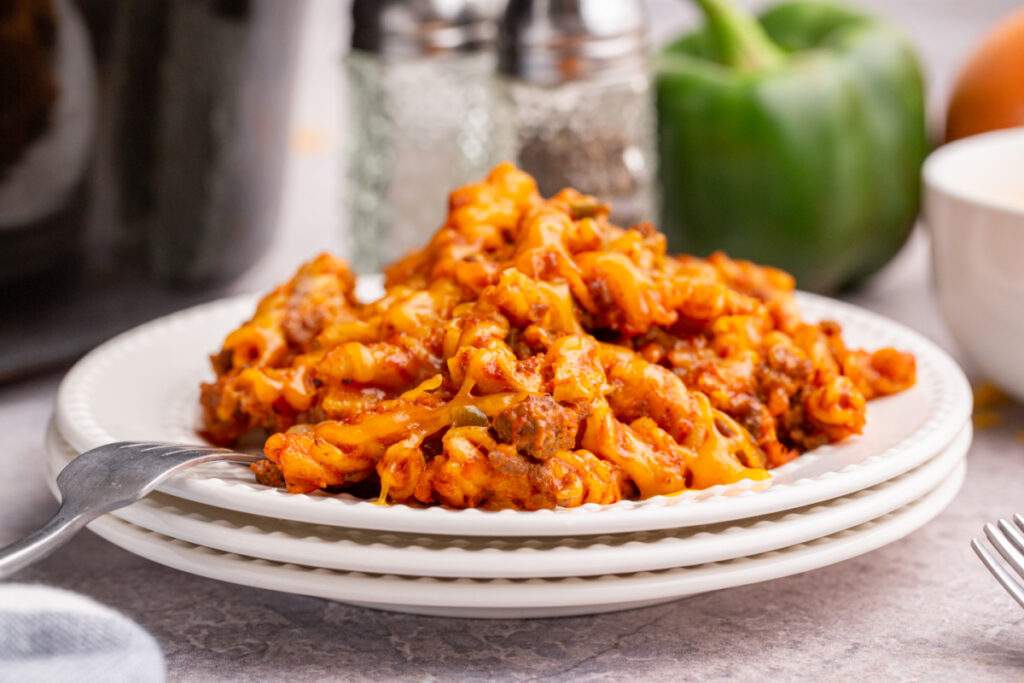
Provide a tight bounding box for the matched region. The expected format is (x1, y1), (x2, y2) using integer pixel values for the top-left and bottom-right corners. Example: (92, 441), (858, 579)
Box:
(200, 163), (916, 510)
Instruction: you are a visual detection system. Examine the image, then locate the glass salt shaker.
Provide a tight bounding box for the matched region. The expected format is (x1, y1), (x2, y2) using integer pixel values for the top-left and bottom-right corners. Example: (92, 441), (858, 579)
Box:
(498, 0), (655, 226)
(345, 0), (508, 273)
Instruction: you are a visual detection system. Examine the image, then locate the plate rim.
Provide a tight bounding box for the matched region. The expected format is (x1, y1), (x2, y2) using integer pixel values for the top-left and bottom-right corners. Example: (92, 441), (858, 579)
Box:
(55, 286), (973, 536)
(45, 420), (971, 579)
(79, 464), (965, 618)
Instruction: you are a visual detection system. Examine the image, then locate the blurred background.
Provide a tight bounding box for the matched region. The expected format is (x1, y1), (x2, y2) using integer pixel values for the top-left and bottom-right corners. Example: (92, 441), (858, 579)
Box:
(276, 0), (1020, 278)
(1, 0), (1021, 381)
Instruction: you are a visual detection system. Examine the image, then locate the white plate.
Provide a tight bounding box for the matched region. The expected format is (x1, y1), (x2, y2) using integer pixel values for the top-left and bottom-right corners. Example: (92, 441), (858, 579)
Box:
(45, 420), (970, 579)
(55, 280), (972, 536)
(80, 465), (965, 618)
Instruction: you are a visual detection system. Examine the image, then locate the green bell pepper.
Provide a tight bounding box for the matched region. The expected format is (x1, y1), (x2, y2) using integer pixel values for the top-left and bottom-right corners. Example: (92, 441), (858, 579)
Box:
(656, 0), (927, 292)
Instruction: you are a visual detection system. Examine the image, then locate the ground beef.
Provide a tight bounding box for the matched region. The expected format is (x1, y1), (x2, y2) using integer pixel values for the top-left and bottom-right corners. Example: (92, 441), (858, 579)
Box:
(252, 458), (285, 488)
(492, 395), (579, 460)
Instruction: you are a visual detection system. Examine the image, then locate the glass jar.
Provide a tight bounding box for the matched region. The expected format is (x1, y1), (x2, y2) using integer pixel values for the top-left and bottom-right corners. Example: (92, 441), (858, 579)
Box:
(343, 0), (507, 274)
(502, 69), (655, 226)
(346, 49), (507, 273)
(497, 0), (655, 226)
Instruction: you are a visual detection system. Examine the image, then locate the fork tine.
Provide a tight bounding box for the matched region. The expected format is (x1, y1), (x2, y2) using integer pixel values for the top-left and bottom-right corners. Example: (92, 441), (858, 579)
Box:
(972, 539), (1024, 609)
(112, 441), (243, 459)
(129, 444), (166, 454)
(1014, 513), (1024, 533)
(984, 523), (1024, 579)
(997, 519), (1024, 556)
(150, 447), (194, 457)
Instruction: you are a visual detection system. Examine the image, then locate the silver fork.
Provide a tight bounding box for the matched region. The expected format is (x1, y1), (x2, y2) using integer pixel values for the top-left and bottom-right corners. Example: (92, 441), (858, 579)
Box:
(971, 514), (1024, 609)
(0, 441), (259, 579)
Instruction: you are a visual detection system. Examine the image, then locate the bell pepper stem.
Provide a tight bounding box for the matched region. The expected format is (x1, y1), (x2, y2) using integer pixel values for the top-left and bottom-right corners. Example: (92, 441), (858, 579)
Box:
(693, 0), (786, 71)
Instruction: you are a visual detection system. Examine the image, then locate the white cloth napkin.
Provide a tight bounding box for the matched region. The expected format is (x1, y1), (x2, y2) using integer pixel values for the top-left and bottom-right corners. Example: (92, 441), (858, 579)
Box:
(0, 584), (164, 682)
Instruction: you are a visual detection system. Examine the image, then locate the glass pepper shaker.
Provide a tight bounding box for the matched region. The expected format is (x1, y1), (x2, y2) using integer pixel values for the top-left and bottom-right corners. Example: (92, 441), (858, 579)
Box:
(345, 0), (508, 273)
(498, 0), (655, 226)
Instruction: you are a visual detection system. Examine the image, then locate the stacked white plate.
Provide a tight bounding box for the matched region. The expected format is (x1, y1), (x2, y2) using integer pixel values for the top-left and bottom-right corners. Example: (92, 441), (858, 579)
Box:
(47, 283), (973, 618)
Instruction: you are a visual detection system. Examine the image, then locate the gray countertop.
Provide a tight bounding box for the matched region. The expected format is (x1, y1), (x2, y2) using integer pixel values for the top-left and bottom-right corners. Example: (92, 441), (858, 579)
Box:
(4, 1), (1024, 679)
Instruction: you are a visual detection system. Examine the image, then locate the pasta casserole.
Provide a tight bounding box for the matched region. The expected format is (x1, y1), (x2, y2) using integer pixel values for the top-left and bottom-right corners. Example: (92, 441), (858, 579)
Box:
(200, 163), (916, 510)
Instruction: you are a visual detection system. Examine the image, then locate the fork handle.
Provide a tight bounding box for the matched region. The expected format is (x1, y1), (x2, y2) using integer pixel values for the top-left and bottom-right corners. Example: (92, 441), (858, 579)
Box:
(0, 505), (90, 579)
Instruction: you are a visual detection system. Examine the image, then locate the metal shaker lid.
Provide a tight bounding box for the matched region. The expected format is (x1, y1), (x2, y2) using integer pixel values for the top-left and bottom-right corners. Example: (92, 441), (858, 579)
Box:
(498, 0), (648, 85)
(351, 0), (504, 58)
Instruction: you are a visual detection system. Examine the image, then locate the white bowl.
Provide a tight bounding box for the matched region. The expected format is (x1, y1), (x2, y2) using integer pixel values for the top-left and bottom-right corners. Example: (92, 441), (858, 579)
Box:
(924, 127), (1024, 400)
